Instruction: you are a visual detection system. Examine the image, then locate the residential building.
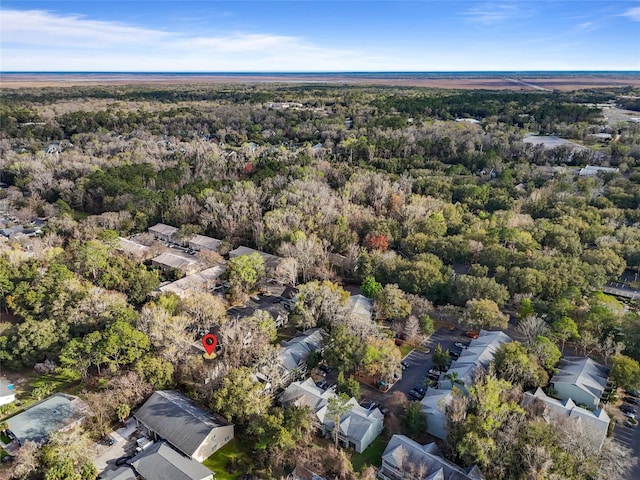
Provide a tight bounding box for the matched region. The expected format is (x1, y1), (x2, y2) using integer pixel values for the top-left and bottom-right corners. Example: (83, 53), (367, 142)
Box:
(347, 295), (374, 324)
(188, 235), (222, 252)
(523, 388), (610, 450)
(118, 237), (154, 261)
(420, 389), (453, 440)
(228, 245), (283, 274)
(133, 390), (234, 462)
(578, 165), (619, 176)
(0, 378), (15, 406)
(317, 398), (384, 453)
(151, 252), (202, 275)
(549, 356), (609, 409)
(159, 265), (226, 298)
(378, 434), (483, 480)
(441, 330), (513, 388)
(278, 328), (327, 385)
(279, 379), (384, 453)
(421, 330), (512, 439)
(149, 223), (178, 243)
(129, 441), (214, 480)
(8, 394), (85, 445)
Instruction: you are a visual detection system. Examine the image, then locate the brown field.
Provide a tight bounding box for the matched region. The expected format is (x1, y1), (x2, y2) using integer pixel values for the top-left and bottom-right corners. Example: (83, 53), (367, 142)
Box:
(1, 73), (639, 90)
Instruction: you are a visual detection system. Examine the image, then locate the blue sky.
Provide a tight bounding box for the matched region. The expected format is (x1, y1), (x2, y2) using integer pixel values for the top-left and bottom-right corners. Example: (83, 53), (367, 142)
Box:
(1, 1), (639, 71)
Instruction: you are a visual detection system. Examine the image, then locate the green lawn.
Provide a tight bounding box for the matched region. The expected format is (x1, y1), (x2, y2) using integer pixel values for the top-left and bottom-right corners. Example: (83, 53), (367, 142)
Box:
(0, 433), (10, 444)
(203, 439), (251, 480)
(350, 435), (387, 472)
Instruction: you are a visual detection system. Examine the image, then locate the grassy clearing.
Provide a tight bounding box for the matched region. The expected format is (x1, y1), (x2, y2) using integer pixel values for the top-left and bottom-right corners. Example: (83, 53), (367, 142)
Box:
(350, 435), (386, 472)
(398, 344), (413, 358)
(203, 439), (252, 480)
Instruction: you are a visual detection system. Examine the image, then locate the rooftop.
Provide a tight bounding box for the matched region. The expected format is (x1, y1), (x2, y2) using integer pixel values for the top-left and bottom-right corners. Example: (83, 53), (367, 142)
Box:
(134, 390), (231, 458)
(550, 356), (608, 401)
(188, 234), (222, 251)
(382, 434), (482, 480)
(8, 394), (84, 444)
(130, 441), (213, 480)
(159, 265), (226, 297)
(279, 328), (327, 371)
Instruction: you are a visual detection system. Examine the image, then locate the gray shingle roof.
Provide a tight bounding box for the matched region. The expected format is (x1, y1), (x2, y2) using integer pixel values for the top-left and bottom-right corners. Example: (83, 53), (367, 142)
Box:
(550, 357), (608, 399)
(130, 441), (213, 480)
(134, 391), (230, 458)
(8, 394), (83, 444)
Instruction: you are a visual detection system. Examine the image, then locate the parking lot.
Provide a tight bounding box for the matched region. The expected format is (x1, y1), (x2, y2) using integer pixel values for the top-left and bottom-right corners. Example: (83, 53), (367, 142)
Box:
(612, 420), (640, 480)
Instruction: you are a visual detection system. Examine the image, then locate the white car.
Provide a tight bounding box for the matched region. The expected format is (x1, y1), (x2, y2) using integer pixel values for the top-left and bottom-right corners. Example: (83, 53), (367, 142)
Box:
(623, 411), (636, 420)
(454, 342), (468, 349)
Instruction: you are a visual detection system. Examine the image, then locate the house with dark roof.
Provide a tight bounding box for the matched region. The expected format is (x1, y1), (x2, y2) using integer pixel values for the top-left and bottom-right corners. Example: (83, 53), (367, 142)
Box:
(549, 357), (609, 409)
(378, 434), (483, 480)
(7, 394), (85, 445)
(133, 390), (234, 462)
(129, 441), (213, 480)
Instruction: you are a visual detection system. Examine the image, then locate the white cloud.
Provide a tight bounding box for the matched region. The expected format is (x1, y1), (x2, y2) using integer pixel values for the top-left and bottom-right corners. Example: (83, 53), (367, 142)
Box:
(621, 6), (640, 21)
(464, 2), (519, 25)
(0, 8), (364, 71)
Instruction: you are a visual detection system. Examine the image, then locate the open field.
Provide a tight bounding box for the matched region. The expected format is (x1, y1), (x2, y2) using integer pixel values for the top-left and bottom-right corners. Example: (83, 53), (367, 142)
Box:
(1, 73), (639, 90)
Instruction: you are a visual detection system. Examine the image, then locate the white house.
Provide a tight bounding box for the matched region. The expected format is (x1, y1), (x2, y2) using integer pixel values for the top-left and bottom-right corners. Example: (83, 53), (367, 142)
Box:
(279, 379), (384, 453)
(188, 235), (221, 253)
(378, 434), (483, 480)
(159, 265), (226, 298)
(523, 388), (610, 450)
(549, 357), (609, 410)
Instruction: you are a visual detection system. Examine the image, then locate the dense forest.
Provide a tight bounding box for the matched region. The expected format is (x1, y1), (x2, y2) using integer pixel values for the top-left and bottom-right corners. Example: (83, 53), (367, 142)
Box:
(0, 83), (639, 480)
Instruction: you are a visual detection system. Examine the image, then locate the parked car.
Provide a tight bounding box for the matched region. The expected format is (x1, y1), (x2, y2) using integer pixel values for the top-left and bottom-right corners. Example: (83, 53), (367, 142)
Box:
(620, 404), (637, 414)
(626, 389), (640, 397)
(1, 456), (13, 463)
(316, 380), (328, 390)
(454, 342), (468, 349)
(379, 406), (390, 416)
(394, 338), (403, 346)
(623, 411), (636, 420)
(625, 419), (638, 428)
(100, 435), (115, 446)
(449, 351), (460, 359)
(408, 389), (424, 400)
(413, 386), (427, 396)
(401, 361), (410, 369)
(360, 399), (376, 410)
(624, 396), (639, 405)
(318, 364), (331, 374)
(465, 331), (479, 339)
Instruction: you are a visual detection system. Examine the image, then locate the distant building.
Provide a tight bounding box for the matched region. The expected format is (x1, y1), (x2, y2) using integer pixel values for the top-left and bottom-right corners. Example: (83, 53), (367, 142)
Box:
(134, 390), (234, 462)
(129, 441), (214, 480)
(118, 238), (154, 261)
(149, 223), (178, 243)
(159, 265), (226, 298)
(549, 357), (609, 409)
(228, 245), (283, 274)
(578, 165), (619, 176)
(152, 252), (201, 275)
(523, 388), (610, 450)
(188, 235), (222, 253)
(378, 434), (483, 480)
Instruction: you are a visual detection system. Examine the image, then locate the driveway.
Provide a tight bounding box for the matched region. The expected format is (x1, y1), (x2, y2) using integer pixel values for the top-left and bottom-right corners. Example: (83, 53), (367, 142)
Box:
(94, 418), (137, 474)
(390, 350), (433, 397)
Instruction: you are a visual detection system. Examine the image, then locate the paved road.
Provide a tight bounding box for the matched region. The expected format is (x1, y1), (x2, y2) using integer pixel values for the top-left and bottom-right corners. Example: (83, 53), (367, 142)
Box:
(612, 421), (640, 480)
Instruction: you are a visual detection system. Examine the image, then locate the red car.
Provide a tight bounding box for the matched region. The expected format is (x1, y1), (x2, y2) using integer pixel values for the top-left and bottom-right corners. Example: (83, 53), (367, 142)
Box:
(465, 331), (479, 339)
